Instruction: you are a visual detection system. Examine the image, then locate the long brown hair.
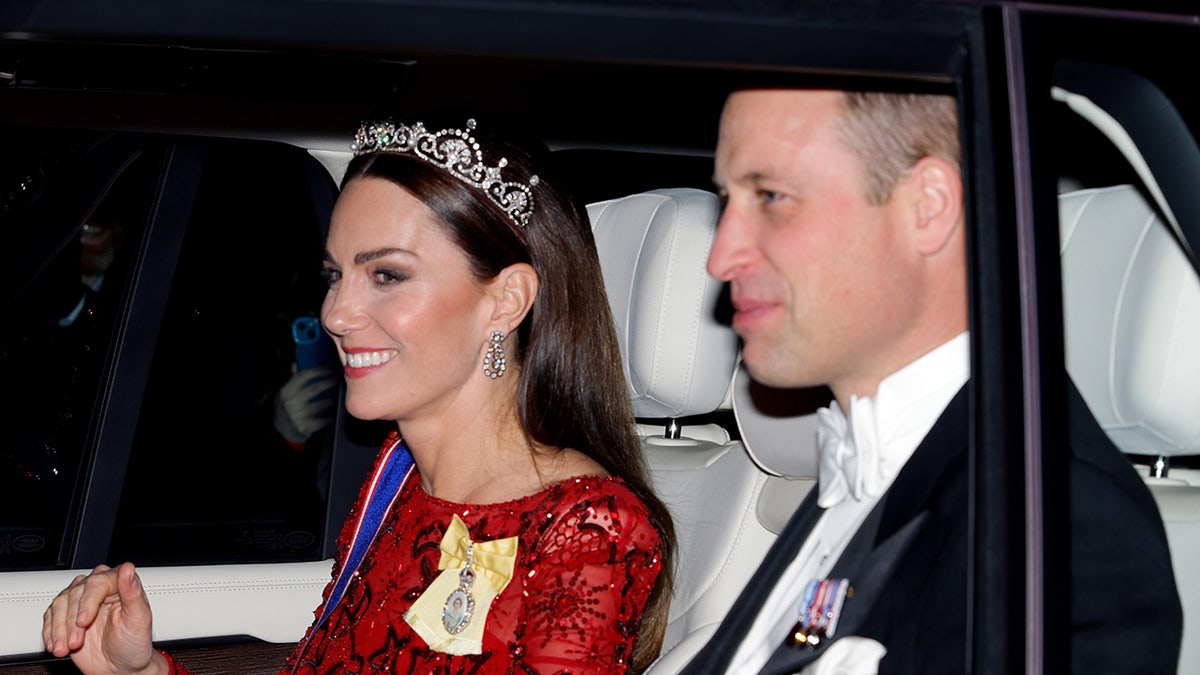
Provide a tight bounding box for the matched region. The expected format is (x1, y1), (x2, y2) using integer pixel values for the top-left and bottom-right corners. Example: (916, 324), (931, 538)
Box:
(343, 119), (674, 671)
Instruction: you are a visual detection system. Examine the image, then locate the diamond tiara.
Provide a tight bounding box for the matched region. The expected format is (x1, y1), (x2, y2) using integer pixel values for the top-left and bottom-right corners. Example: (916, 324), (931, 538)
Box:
(351, 119), (539, 229)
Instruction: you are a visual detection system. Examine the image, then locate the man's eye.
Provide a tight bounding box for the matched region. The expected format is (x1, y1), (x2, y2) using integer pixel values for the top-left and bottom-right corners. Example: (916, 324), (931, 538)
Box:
(758, 189), (781, 204)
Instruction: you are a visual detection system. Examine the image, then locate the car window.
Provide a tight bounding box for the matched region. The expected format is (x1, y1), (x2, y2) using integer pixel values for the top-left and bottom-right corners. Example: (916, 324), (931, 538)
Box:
(1023, 11), (1200, 672)
(0, 129), (340, 572)
(109, 139), (336, 566)
(0, 131), (155, 570)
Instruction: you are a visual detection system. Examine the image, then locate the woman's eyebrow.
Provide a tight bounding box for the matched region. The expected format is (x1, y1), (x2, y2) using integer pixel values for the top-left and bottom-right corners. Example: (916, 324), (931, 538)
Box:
(341, 247), (415, 266)
(324, 246), (412, 264)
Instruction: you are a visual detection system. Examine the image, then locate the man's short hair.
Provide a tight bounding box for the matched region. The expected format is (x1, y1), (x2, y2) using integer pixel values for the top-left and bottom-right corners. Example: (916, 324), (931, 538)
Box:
(836, 91), (960, 205)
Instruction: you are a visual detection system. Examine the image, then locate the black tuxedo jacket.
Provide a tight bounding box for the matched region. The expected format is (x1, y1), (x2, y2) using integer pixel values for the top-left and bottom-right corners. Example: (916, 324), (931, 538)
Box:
(679, 382), (1182, 675)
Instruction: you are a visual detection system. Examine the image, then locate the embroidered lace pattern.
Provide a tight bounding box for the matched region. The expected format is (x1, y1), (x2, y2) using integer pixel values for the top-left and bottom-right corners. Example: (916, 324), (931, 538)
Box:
(152, 431), (663, 675)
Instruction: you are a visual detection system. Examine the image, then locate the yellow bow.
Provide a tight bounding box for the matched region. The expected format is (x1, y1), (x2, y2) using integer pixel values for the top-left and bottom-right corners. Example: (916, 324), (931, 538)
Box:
(404, 514), (520, 654)
(438, 514), (518, 595)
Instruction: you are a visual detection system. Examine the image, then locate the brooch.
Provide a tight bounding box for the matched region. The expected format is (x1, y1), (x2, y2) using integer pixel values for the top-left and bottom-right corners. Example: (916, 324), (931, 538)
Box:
(404, 515), (518, 654)
(442, 546), (477, 634)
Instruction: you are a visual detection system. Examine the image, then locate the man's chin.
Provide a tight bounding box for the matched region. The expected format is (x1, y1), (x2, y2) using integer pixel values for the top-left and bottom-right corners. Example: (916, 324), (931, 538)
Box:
(740, 350), (792, 389)
(740, 345), (820, 391)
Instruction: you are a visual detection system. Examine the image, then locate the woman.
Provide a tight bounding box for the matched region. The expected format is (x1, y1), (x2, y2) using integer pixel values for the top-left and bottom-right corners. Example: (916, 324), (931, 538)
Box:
(42, 117), (675, 674)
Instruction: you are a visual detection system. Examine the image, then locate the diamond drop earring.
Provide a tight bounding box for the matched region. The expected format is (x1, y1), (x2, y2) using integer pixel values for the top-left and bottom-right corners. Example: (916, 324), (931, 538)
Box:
(482, 330), (507, 379)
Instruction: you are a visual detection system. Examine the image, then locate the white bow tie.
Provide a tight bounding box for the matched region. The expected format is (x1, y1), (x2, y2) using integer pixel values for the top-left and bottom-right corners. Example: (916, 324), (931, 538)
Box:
(816, 396), (885, 508)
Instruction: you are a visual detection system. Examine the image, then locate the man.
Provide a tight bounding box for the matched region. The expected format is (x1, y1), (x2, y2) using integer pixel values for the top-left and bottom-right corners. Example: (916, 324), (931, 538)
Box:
(681, 89), (1181, 674)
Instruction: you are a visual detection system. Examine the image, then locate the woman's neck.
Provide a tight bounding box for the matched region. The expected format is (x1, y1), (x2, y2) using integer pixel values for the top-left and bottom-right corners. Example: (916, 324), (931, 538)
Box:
(399, 422), (607, 506)
(398, 402), (543, 504)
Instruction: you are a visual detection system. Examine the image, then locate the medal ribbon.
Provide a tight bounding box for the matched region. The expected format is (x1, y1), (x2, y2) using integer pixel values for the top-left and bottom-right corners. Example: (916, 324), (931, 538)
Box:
(790, 577), (852, 648)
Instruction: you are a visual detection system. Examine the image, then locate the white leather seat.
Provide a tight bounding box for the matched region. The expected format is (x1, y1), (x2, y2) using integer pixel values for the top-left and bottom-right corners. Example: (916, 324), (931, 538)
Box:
(1060, 184), (1200, 675)
(730, 364), (825, 535)
(589, 188), (784, 672)
(589, 188), (735, 420)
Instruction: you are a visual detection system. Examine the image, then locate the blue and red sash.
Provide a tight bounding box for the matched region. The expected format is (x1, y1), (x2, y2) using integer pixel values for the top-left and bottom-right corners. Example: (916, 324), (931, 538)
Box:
(292, 436), (414, 670)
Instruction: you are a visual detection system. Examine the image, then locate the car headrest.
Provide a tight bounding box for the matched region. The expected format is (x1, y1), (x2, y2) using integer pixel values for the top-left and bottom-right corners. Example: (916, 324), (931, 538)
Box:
(730, 362), (824, 478)
(1060, 184), (1200, 458)
(588, 188), (739, 419)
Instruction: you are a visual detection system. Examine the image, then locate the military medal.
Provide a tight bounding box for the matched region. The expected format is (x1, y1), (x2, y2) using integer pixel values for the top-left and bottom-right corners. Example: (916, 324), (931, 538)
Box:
(787, 577), (852, 649)
(442, 544), (477, 634)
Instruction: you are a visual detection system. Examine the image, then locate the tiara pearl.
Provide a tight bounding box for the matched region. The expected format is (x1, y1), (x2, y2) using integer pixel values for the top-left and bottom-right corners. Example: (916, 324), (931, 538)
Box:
(351, 118), (539, 229)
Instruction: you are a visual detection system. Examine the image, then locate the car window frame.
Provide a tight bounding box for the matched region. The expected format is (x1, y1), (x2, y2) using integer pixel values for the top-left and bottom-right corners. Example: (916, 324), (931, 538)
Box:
(1015, 6), (1200, 674)
(67, 142), (208, 567)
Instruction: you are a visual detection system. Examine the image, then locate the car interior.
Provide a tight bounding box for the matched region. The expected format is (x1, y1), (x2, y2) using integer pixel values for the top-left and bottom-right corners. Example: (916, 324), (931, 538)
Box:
(0, 7), (1198, 672)
(5, 89), (1198, 673)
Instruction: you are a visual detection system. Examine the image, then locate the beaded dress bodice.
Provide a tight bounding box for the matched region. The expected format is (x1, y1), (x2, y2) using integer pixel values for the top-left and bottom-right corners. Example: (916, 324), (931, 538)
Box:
(275, 434), (664, 675)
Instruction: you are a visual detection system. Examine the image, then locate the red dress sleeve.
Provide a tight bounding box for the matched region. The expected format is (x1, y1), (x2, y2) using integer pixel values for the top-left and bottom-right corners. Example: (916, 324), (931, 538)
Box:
(159, 649), (190, 675)
(514, 486), (664, 674)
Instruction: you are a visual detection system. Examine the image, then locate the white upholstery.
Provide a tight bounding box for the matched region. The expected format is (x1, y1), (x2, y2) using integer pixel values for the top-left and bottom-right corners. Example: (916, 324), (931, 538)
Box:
(647, 434), (778, 663)
(1060, 184), (1200, 675)
(1060, 185), (1200, 459)
(0, 561), (330, 657)
(732, 363), (822, 479)
(589, 189), (740, 418)
(730, 362), (824, 534)
(589, 189), (779, 672)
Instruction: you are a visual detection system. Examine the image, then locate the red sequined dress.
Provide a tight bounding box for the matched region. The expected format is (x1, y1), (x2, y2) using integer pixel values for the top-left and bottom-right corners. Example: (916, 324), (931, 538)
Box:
(164, 431), (663, 675)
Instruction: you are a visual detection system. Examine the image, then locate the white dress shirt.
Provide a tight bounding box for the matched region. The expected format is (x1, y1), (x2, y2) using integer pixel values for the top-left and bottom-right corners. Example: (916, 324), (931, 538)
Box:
(727, 333), (970, 675)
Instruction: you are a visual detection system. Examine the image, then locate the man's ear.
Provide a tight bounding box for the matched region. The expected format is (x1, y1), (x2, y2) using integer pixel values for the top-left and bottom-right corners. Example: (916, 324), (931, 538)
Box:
(903, 156), (963, 257)
(487, 262), (539, 333)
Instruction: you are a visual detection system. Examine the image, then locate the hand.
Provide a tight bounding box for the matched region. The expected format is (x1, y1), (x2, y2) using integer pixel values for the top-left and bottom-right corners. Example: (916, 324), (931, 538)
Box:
(42, 562), (168, 675)
(274, 365), (337, 444)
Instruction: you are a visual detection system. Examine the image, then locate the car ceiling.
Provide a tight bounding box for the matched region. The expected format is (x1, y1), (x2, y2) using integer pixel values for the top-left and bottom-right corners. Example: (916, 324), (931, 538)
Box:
(0, 0), (977, 156)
